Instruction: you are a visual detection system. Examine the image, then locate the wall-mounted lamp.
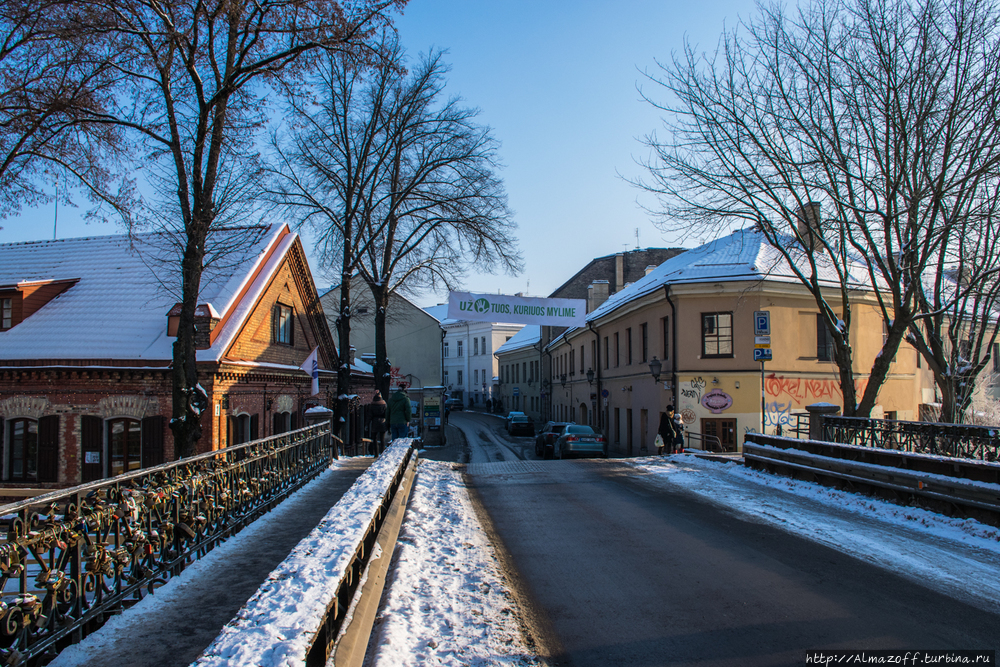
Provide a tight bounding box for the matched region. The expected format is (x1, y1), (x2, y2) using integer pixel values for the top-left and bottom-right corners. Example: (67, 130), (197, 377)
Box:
(649, 356), (662, 382)
(586, 368), (595, 385)
(712, 377), (720, 385)
(735, 381), (740, 389)
(560, 374), (567, 388)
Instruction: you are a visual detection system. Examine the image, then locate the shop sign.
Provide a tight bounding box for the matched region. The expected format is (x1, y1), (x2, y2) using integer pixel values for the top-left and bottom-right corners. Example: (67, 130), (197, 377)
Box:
(701, 389), (733, 414)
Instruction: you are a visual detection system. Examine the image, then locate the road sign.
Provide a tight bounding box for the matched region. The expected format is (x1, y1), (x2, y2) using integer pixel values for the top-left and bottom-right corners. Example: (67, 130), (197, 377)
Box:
(754, 310), (771, 336)
(754, 336), (771, 348)
(754, 348), (772, 361)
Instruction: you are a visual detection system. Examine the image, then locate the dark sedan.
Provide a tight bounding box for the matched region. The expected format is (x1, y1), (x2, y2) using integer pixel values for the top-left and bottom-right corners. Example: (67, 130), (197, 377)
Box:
(555, 424), (607, 459)
(534, 421), (574, 459)
(506, 413), (535, 436)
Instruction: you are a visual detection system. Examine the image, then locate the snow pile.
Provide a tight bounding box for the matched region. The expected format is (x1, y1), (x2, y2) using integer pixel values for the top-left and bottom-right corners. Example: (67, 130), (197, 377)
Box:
(366, 460), (540, 667)
(194, 441), (414, 667)
(629, 454), (1000, 611)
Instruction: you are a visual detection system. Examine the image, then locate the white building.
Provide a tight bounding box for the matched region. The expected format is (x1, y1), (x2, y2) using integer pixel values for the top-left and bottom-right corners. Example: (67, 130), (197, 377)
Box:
(424, 305), (522, 407)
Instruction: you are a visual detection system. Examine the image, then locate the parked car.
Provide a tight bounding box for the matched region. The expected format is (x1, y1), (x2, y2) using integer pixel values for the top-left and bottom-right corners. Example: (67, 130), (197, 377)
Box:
(555, 424), (607, 459)
(506, 413), (535, 436)
(504, 411), (525, 429)
(534, 421), (574, 459)
(445, 398), (464, 412)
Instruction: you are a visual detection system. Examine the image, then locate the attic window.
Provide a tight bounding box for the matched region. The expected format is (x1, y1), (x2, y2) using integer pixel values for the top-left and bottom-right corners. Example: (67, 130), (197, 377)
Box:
(1, 298), (11, 330)
(273, 303), (294, 345)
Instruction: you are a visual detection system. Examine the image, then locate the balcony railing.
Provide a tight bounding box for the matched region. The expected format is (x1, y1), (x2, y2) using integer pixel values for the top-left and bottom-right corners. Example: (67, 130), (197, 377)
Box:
(823, 416), (1000, 462)
(0, 423), (334, 666)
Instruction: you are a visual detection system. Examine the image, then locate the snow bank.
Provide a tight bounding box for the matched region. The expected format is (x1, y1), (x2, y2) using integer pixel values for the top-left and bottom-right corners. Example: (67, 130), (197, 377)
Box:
(366, 460), (541, 667)
(194, 440), (414, 667)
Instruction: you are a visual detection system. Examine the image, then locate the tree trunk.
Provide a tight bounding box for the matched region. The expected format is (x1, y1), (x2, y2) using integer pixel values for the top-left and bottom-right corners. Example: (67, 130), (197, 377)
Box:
(335, 272), (352, 444)
(170, 232), (206, 458)
(373, 287), (392, 401)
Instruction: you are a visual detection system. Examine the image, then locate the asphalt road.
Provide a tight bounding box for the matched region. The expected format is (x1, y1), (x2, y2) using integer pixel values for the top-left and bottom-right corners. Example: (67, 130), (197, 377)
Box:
(444, 414), (1000, 667)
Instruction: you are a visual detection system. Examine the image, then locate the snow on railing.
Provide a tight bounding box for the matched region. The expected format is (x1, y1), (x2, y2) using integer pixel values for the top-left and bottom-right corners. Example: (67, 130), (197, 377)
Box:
(194, 439), (416, 667)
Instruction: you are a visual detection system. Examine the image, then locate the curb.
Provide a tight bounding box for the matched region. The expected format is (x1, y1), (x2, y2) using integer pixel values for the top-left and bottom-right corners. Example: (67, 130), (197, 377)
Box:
(331, 454), (419, 666)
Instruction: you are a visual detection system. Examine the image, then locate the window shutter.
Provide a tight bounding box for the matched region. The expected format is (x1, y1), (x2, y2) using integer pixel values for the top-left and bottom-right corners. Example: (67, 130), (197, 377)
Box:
(290, 411), (298, 431)
(81, 415), (103, 482)
(37, 416), (60, 482)
(141, 416), (165, 468)
(273, 413), (281, 435)
(250, 414), (259, 441)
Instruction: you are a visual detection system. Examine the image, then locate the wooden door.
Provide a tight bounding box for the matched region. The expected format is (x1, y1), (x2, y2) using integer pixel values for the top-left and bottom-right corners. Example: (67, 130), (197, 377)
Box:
(702, 418), (737, 452)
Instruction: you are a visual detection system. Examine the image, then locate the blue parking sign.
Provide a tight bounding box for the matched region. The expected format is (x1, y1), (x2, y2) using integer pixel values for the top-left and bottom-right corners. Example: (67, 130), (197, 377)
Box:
(754, 310), (771, 336)
(754, 348), (772, 361)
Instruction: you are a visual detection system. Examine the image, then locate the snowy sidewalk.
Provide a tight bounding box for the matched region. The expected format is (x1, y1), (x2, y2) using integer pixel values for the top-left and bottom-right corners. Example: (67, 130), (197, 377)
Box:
(50, 457), (372, 667)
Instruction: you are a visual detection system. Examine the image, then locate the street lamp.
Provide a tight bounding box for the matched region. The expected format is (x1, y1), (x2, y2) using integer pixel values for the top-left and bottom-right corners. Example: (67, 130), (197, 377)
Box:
(560, 373), (567, 388)
(586, 368), (595, 385)
(649, 356), (662, 382)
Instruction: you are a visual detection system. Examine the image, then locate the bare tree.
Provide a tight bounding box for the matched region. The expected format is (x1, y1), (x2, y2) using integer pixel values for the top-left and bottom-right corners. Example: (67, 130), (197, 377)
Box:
(0, 0), (125, 219)
(55, 0), (404, 457)
(269, 40), (521, 407)
(635, 0), (1000, 419)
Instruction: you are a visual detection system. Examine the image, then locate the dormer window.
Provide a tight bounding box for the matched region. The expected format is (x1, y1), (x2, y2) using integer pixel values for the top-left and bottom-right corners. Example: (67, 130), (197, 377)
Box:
(1, 298), (11, 330)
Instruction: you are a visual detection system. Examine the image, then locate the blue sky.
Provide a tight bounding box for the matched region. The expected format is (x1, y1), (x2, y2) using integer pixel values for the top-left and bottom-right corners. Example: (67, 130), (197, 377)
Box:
(1, 0), (758, 306)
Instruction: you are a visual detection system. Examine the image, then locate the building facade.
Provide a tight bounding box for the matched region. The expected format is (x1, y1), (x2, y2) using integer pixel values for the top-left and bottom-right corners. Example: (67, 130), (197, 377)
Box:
(495, 326), (542, 421)
(0, 225), (359, 494)
(547, 229), (929, 455)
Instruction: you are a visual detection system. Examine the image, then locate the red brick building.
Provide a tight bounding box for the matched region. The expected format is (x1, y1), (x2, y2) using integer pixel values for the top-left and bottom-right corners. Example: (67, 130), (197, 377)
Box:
(0, 224), (371, 492)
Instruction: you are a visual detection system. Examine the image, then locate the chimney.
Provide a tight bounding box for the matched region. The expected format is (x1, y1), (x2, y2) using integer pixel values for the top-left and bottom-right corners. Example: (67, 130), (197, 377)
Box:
(167, 303), (220, 349)
(796, 202), (823, 250)
(587, 280), (610, 313)
(615, 253), (625, 292)
(644, 265), (657, 276)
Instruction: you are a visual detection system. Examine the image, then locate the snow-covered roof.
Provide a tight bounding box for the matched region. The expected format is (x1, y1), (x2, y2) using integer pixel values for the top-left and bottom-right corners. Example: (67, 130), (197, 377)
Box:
(586, 228), (873, 324)
(0, 225), (289, 363)
(495, 325), (540, 355)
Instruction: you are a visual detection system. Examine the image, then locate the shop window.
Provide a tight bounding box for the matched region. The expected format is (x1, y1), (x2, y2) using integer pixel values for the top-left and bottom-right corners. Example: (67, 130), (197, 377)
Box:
(7, 418), (38, 481)
(108, 418), (142, 476)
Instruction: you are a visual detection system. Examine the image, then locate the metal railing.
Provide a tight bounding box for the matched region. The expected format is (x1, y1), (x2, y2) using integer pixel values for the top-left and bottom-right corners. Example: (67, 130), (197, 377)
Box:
(823, 416), (1000, 462)
(683, 432), (725, 452)
(0, 423), (335, 666)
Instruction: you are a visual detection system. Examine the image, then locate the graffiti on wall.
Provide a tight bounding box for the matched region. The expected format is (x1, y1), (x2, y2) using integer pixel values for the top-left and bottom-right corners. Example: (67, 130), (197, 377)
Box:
(679, 377), (707, 425)
(764, 400), (793, 428)
(765, 375), (841, 401)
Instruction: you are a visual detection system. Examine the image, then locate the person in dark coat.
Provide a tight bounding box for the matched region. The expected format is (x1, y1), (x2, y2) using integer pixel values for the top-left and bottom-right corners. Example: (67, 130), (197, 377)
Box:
(657, 405), (675, 455)
(671, 409), (685, 453)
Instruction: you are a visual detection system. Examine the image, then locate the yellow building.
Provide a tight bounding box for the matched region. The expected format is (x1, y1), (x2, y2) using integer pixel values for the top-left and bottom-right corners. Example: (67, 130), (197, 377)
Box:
(546, 229), (929, 455)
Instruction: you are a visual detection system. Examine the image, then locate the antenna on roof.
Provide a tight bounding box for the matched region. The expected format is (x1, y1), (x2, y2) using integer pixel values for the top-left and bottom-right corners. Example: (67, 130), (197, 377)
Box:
(635, 228), (640, 249)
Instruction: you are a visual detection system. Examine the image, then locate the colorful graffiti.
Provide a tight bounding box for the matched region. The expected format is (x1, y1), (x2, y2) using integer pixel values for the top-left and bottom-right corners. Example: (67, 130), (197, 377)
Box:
(764, 400), (793, 427)
(764, 374), (842, 401)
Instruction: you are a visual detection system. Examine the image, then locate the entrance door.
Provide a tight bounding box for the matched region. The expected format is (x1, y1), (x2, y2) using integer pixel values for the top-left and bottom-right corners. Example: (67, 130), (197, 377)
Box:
(702, 418), (737, 452)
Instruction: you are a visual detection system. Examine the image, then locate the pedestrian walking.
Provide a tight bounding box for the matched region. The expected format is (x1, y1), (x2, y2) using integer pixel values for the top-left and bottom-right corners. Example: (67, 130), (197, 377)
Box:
(368, 390), (387, 455)
(656, 407), (673, 455)
(387, 384), (411, 440)
(671, 409), (685, 453)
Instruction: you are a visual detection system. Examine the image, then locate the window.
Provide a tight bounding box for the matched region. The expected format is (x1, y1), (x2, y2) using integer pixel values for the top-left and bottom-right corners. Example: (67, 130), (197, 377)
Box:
(604, 337), (609, 369)
(641, 323), (648, 363)
(523, 362), (527, 383)
(1, 298), (11, 330)
(444, 370), (449, 385)
(273, 304), (294, 345)
(817, 314), (835, 362)
(615, 332), (620, 367)
(580, 345), (585, 374)
(474, 369), (479, 385)
(482, 337), (487, 355)
(7, 418), (38, 481)
(626, 327), (633, 365)
(458, 340), (464, 357)
(474, 337), (479, 355)
(570, 348), (575, 375)
(701, 312), (733, 358)
(444, 342), (449, 357)
(457, 370), (463, 385)
(109, 418), (142, 476)
(662, 316), (670, 360)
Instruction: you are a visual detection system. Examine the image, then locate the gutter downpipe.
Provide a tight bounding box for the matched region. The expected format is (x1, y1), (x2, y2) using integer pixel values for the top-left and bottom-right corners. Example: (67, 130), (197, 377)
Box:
(664, 284), (678, 410)
(587, 320), (602, 436)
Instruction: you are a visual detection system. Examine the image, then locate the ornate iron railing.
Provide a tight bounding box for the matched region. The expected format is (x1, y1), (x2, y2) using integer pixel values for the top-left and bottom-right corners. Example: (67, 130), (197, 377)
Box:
(823, 416), (1000, 462)
(0, 423), (335, 666)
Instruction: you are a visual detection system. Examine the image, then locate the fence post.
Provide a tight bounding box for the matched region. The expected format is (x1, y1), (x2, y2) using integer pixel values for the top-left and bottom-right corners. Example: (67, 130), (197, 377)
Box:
(806, 402), (841, 441)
